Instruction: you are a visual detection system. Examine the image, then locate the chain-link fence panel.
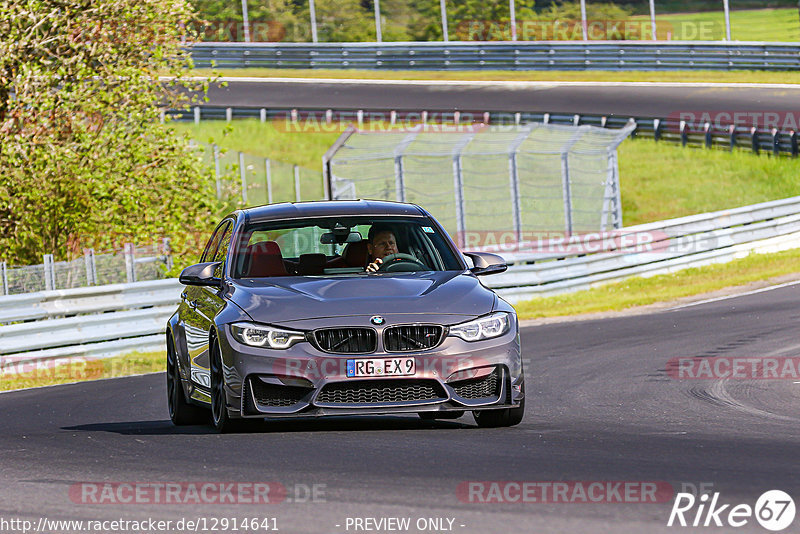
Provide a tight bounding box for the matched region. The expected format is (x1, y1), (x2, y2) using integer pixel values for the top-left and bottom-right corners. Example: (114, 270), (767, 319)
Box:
(202, 143), (325, 209)
(327, 123), (635, 248)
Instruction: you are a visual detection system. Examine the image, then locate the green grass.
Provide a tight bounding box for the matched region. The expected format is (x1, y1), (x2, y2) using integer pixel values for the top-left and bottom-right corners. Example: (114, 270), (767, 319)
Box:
(0, 351), (164, 392)
(514, 246), (800, 319)
(630, 7), (800, 41)
(618, 140), (800, 225)
(172, 119), (340, 170)
(195, 68), (800, 85)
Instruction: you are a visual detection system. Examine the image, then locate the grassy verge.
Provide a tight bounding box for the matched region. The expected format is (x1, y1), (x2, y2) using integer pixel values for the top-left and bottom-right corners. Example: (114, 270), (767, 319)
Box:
(618, 140), (800, 226)
(0, 351), (164, 392)
(193, 68), (800, 85)
(630, 8), (799, 42)
(515, 247), (800, 319)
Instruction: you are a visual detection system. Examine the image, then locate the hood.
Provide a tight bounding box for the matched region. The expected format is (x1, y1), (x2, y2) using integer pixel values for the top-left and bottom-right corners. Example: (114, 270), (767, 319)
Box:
(229, 271), (496, 323)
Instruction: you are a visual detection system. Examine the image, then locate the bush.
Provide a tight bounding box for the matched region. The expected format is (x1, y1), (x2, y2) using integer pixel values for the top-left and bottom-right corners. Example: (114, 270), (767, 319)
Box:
(0, 0), (220, 266)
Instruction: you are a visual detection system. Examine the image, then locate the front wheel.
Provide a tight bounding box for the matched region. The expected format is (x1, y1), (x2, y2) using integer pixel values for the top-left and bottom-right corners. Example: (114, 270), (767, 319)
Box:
(210, 337), (238, 433)
(166, 338), (207, 426)
(473, 382), (525, 428)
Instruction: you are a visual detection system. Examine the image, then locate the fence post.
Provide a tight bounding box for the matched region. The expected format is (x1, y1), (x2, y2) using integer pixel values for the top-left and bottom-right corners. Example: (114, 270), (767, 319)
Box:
(213, 144), (222, 199)
(440, 0), (449, 42)
(560, 151), (573, 236)
(0, 261), (7, 295)
(260, 108), (267, 122)
(43, 254), (55, 291)
(240, 0), (251, 42)
(162, 238), (174, 272)
(772, 129), (781, 156)
(394, 155), (406, 202)
(722, 0), (732, 41)
(653, 118), (661, 142)
(704, 122), (712, 148)
(751, 127), (759, 154)
(508, 126), (531, 243)
(194, 106), (200, 125)
(265, 158), (273, 204)
(680, 120), (688, 146)
(124, 243), (136, 283)
(84, 249), (97, 285)
(510, 0), (517, 41)
(309, 0), (318, 43)
(374, 0), (382, 42)
(239, 152), (248, 204)
(226, 107), (232, 122)
(791, 131), (798, 157)
(729, 124), (737, 151)
(294, 165), (301, 202)
(451, 132), (476, 249)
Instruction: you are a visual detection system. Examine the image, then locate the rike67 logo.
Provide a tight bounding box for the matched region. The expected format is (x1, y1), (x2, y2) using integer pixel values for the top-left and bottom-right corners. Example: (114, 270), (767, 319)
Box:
(668, 490), (795, 531)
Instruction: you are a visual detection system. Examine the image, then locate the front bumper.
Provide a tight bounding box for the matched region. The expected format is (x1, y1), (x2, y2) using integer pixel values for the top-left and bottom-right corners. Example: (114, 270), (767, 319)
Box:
(217, 316), (524, 419)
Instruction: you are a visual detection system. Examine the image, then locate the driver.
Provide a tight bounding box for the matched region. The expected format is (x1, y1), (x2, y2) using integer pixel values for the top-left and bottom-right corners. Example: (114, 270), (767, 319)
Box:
(365, 224), (399, 272)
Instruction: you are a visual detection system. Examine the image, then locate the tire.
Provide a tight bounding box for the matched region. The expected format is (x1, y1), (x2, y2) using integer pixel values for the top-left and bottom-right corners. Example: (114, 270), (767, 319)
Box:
(166, 338), (207, 426)
(472, 382), (525, 428)
(209, 337), (258, 433)
(418, 411), (465, 420)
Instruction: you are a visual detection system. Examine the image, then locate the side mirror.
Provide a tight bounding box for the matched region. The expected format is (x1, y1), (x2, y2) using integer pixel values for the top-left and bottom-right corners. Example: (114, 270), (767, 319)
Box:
(463, 252), (507, 276)
(179, 261), (222, 287)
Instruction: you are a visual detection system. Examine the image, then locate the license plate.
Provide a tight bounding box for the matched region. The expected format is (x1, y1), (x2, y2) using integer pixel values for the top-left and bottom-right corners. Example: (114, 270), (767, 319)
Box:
(346, 357), (416, 378)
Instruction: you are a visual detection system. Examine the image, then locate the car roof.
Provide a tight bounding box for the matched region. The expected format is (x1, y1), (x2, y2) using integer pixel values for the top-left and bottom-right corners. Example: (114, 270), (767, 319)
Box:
(241, 200), (427, 224)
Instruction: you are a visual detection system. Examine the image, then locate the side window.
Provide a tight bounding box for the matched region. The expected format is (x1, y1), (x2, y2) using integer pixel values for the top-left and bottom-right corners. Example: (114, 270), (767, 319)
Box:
(213, 224), (233, 278)
(201, 221), (229, 263)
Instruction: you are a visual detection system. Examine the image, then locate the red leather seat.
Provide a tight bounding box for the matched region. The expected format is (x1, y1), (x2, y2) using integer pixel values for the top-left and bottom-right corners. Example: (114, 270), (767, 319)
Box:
(343, 241), (369, 267)
(244, 241), (289, 277)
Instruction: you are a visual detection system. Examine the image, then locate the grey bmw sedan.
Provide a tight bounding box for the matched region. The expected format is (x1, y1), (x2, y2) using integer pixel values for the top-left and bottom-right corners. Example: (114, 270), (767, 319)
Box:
(167, 200), (524, 432)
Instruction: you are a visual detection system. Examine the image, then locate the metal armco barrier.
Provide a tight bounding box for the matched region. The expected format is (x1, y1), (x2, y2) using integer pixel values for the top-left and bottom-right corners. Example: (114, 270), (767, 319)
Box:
(0, 279), (182, 372)
(3, 195), (800, 369)
(168, 106), (800, 158)
(189, 41), (800, 71)
(486, 196), (800, 302)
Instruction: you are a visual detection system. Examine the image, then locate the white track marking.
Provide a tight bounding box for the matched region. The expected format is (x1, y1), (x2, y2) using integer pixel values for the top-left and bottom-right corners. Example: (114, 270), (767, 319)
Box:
(668, 279), (800, 312)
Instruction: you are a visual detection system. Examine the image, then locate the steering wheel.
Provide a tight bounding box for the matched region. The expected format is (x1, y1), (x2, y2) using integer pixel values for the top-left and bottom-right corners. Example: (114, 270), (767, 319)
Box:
(377, 253), (428, 273)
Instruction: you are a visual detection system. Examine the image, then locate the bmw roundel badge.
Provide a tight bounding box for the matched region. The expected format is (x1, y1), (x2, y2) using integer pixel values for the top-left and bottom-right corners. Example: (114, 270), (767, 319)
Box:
(370, 315), (385, 326)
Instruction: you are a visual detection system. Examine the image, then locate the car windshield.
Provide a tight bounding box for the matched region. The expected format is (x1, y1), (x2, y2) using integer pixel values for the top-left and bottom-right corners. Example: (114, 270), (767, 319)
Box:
(232, 216), (463, 278)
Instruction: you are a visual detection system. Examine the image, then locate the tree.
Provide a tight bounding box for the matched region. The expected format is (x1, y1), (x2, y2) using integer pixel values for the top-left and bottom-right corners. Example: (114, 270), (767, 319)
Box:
(0, 0), (218, 265)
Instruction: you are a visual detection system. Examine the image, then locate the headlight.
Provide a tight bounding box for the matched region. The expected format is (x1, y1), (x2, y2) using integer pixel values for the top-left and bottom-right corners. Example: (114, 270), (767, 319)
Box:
(230, 322), (306, 349)
(448, 312), (511, 342)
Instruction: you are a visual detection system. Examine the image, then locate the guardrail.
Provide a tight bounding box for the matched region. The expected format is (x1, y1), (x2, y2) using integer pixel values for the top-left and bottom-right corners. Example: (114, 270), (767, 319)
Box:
(0, 279), (182, 372)
(486, 195), (800, 302)
(3, 195), (800, 370)
(169, 106), (800, 158)
(189, 41), (800, 71)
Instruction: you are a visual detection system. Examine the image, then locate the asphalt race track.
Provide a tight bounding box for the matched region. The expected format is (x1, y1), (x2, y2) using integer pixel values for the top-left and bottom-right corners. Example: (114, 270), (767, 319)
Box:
(2, 284), (800, 533)
(204, 79), (800, 119)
